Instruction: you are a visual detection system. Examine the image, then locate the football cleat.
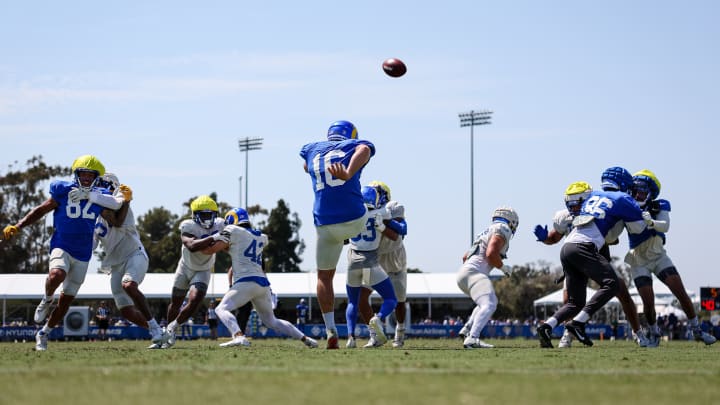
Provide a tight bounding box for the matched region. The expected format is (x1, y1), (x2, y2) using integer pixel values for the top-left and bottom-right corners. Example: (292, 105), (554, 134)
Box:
(35, 331), (48, 351)
(303, 337), (318, 348)
(633, 330), (650, 347)
(392, 328), (406, 348)
(558, 329), (573, 348)
(34, 297), (54, 324)
(363, 337), (385, 348)
(537, 324), (553, 348)
(463, 337), (494, 349)
(346, 336), (357, 349)
(369, 316), (388, 345)
(326, 329), (339, 350)
(565, 321), (593, 347)
(219, 335), (251, 348)
(693, 328), (717, 345)
(458, 324), (470, 339)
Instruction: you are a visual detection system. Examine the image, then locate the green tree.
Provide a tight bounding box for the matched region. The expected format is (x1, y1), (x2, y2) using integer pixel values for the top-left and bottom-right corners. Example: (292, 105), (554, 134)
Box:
(0, 156), (71, 273)
(494, 261), (561, 320)
(137, 207), (181, 273)
(261, 199), (305, 273)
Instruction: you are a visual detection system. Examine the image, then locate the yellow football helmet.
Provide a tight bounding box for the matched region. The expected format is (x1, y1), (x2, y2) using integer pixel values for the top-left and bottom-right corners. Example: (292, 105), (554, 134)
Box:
(71, 154), (106, 191)
(191, 195), (218, 229)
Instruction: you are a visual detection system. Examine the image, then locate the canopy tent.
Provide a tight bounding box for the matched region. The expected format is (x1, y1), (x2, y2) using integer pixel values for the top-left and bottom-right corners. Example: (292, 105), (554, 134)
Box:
(0, 272), (469, 325)
(533, 287), (621, 321)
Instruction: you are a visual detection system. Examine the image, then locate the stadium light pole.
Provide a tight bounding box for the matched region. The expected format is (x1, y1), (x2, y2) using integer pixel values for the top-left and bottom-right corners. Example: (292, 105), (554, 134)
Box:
(238, 137), (263, 208)
(458, 110), (493, 244)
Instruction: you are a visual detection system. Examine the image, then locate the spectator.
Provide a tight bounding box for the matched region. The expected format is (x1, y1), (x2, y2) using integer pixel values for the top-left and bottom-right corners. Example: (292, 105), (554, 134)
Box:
(95, 301), (111, 341)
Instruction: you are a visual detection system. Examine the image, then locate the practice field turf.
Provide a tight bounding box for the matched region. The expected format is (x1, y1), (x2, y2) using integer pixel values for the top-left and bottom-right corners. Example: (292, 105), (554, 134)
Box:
(1, 338), (718, 405)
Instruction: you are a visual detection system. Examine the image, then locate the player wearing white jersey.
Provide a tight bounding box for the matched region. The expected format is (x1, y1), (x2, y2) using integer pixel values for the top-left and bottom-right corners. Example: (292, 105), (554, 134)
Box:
(456, 206), (519, 349)
(626, 170), (716, 346)
(203, 208), (317, 349)
(345, 186), (398, 349)
(93, 173), (167, 347)
(162, 195), (225, 348)
(533, 175), (646, 348)
(299, 120), (374, 349)
(357, 181), (409, 347)
(537, 176), (647, 348)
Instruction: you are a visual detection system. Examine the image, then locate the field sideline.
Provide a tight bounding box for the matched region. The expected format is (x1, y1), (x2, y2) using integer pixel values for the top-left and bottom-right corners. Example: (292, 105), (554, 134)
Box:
(1, 337), (718, 405)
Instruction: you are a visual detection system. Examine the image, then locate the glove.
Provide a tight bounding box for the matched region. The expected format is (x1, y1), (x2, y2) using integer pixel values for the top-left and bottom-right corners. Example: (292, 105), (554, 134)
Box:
(117, 184), (133, 202)
(3, 225), (19, 239)
(373, 212), (386, 233)
(642, 211), (655, 228)
(533, 224), (549, 242)
(68, 188), (90, 203)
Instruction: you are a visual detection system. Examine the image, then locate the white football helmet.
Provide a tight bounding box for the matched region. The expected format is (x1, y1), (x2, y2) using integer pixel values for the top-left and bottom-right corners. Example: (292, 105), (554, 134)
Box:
(98, 172), (120, 193)
(492, 206), (519, 234)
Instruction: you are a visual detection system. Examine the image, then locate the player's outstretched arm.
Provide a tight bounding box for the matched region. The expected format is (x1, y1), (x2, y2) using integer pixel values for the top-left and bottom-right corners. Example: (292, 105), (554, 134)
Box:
(4, 198), (58, 239)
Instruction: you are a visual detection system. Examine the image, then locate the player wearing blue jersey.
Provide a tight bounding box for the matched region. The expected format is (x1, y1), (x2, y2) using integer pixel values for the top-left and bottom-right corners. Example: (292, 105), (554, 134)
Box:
(2, 155), (128, 351)
(300, 120), (375, 349)
(626, 170), (716, 346)
(356, 181), (410, 347)
(456, 206), (519, 349)
(537, 181), (647, 348)
(202, 208), (317, 349)
(345, 186), (398, 349)
(157, 195), (225, 349)
(534, 169), (647, 348)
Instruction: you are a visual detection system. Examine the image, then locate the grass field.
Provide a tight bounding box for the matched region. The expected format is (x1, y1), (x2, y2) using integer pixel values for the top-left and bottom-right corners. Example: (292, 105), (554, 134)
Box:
(1, 337), (718, 405)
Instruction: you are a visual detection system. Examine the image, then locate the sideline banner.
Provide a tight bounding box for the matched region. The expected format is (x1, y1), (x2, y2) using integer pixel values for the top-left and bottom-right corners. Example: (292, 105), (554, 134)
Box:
(0, 323), (631, 341)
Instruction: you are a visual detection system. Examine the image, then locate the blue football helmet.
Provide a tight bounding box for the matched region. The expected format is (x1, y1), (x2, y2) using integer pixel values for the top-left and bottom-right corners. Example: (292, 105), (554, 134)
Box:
(600, 166), (633, 192)
(362, 185), (381, 209)
(225, 207), (250, 225)
(327, 120), (358, 141)
(631, 169), (661, 207)
(368, 180), (391, 206)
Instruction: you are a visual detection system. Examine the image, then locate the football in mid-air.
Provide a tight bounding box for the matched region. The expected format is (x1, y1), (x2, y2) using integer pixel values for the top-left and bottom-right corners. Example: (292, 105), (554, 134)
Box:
(382, 58), (407, 78)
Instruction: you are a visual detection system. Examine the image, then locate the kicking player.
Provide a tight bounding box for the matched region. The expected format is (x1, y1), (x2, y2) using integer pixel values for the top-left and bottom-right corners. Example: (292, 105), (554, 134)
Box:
(626, 169), (716, 346)
(160, 195), (225, 348)
(345, 186), (398, 349)
(203, 208), (317, 349)
(2, 155), (126, 351)
(537, 179), (647, 348)
(92, 173), (167, 347)
(456, 206), (518, 349)
(299, 120), (375, 349)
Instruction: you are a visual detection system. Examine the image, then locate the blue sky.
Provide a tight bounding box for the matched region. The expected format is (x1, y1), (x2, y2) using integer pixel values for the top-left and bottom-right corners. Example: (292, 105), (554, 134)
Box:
(2, 2), (719, 293)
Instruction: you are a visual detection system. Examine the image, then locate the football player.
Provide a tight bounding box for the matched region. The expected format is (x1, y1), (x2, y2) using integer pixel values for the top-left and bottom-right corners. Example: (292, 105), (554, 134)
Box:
(159, 195), (224, 348)
(626, 170), (716, 346)
(299, 120), (375, 349)
(537, 176), (647, 348)
(533, 169), (647, 347)
(93, 173), (167, 346)
(357, 181), (409, 348)
(203, 208), (317, 349)
(456, 206), (519, 349)
(345, 186), (398, 349)
(2, 155), (128, 351)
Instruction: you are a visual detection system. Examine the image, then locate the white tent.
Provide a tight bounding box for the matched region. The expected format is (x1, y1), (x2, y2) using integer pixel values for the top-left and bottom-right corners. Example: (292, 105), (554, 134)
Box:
(0, 272), (468, 325)
(533, 287), (621, 320)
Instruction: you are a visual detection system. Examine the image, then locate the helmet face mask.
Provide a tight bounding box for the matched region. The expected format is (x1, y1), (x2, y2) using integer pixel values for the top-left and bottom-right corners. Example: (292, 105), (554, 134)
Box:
(190, 195), (219, 229)
(194, 210), (218, 229)
(71, 155), (106, 192)
(492, 206), (519, 234)
(327, 120), (358, 141)
(97, 173), (120, 194)
(564, 181), (592, 216)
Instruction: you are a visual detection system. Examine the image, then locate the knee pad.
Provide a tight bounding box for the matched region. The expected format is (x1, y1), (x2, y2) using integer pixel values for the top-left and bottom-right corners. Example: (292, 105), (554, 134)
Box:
(656, 267), (678, 283)
(190, 282), (208, 293)
(634, 275), (653, 289)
